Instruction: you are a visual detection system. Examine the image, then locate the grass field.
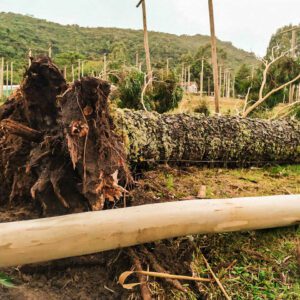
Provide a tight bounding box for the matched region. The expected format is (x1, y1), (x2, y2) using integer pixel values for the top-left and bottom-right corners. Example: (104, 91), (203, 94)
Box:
(173, 93), (245, 115)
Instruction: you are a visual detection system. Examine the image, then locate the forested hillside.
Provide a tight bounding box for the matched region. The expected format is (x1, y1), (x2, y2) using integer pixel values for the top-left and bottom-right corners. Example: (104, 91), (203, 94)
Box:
(0, 12), (257, 75)
(267, 24), (300, 56)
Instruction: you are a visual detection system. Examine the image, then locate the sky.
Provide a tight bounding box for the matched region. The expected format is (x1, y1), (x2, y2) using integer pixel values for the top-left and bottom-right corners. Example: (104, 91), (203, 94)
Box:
(0, 0), (299, 56)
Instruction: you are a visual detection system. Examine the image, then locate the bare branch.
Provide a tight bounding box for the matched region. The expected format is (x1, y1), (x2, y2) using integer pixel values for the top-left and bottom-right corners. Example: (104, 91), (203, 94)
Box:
(271, 100), (300, 120)
(136, 0), (144, 8)
(242, 85), (253, 114)
(141, 74), (153, 111)
(242, 46), (300, 118)
(243, 73), (300, 117)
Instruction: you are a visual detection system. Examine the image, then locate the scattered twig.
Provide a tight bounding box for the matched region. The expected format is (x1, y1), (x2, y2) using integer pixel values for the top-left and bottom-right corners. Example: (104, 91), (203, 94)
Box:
(242, 248), (273, 263)
(201, 252), (231, 300)
(128, 248), (152, 300)
(104, 285), (116, 294)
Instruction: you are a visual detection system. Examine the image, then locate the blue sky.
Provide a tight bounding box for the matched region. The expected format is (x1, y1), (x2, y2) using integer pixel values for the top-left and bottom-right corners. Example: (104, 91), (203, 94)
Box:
(0, 0), (299, 56)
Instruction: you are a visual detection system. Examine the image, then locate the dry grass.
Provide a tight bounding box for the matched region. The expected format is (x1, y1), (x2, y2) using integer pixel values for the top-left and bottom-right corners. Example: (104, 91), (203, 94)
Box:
(172, 93), (245, 115)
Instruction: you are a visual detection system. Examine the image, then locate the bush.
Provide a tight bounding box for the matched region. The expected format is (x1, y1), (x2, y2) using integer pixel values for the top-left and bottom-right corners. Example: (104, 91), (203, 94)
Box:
(112, 68), (183, 113)
(150, 77), (183, 113)
(112, 68), (145, 110)
(194, 99), (210, 116)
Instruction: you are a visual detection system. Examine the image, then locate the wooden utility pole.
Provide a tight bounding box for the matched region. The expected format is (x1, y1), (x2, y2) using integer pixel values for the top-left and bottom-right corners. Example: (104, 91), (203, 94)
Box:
(0, 58), (4, 99)
(10, 62), (13, 92)
(137, 0), (152, 85)
(200, 58), (204, 97)
(208, 0), (220, 113)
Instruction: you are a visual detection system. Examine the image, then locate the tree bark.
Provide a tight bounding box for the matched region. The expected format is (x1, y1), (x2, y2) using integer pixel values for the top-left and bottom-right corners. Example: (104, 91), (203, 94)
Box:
(114, 109), (300, 165)
(0, 119), (42, 142)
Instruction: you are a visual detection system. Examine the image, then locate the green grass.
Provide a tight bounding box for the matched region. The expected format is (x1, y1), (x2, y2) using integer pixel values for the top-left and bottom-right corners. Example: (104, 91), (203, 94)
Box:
(269, 165), (300, 177)
(188, 228), (300, 299)
(0, 273), (15, 288)
(135, 165), (300, 299)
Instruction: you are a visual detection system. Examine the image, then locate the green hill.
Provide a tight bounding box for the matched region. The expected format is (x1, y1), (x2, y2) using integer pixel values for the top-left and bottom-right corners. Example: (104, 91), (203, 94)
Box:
(0, 12), (257, 83)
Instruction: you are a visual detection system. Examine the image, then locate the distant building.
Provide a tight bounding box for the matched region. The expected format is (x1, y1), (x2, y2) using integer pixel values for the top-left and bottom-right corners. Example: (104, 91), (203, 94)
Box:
(181, 81), (198, 93)
(3, 85), (20, 97)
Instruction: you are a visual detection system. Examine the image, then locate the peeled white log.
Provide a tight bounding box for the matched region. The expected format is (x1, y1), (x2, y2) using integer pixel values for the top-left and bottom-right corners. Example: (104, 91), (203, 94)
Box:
(0, 195), (300, 268)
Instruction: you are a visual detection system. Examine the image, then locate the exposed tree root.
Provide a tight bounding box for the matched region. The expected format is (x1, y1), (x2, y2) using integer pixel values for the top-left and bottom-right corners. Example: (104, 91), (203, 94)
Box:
(0, 56), (132, 216)
(128, 248), (152, 300)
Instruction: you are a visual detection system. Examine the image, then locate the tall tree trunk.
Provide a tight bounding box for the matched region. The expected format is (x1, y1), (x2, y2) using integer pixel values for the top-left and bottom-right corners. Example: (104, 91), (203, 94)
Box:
(208, 0), (220, 113)
(200, 58), (204, 97)
(114, 109), (300, 164)
(140, 0), (152, 85)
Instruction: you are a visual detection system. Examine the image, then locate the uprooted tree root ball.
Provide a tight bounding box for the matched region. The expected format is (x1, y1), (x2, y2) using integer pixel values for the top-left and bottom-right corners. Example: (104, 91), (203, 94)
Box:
(0, 56), (132, 216)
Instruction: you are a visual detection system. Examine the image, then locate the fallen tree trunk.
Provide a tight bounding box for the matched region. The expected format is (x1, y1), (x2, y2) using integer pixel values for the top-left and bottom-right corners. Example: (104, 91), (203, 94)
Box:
(0, 57), (299, 216)
(0, 195), (299, 268)
(114, 109), (300, 164)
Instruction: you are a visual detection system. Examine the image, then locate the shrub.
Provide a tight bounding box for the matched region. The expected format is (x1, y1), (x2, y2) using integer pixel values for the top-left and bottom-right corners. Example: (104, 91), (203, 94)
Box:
(112, 68), (183, 113)
(194, 99), (210, 116)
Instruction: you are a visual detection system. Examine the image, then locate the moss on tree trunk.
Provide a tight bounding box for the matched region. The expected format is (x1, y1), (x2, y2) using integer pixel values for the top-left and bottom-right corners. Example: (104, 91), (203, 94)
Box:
(114, 109), (300, 165)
